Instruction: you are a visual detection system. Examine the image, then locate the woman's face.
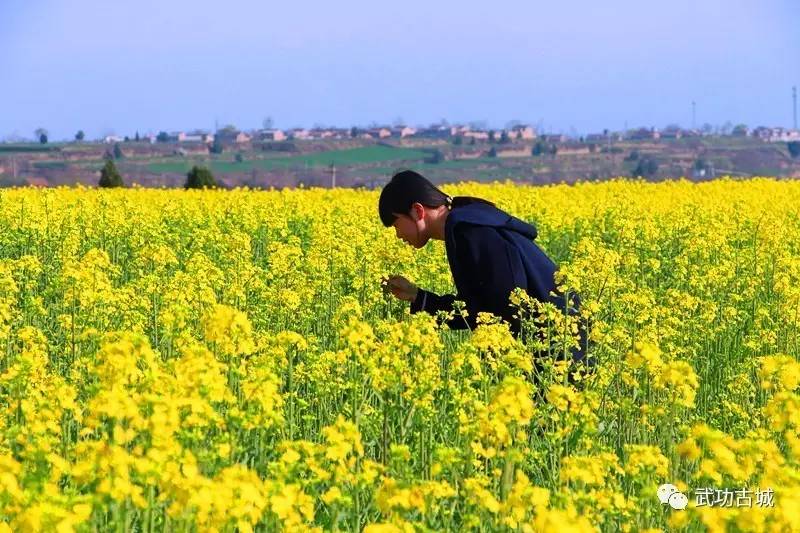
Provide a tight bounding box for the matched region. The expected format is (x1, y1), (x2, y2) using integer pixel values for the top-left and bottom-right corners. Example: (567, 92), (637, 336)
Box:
(392, 214), (422, 248)
(392, 204), (427, 248)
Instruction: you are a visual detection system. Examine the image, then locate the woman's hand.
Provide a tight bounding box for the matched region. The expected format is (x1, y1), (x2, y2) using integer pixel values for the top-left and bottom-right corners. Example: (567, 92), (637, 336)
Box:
(381, 275), (419, 302)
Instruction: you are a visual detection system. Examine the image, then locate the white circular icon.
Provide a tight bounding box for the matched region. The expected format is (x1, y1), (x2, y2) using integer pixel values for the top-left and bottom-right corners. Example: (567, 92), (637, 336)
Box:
(668, 492), (689, 510)
(657, 483), (678, 504)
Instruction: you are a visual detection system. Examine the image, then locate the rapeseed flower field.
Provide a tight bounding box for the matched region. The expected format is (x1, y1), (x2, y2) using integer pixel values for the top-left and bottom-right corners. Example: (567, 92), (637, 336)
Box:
(0, 177), (798, 532)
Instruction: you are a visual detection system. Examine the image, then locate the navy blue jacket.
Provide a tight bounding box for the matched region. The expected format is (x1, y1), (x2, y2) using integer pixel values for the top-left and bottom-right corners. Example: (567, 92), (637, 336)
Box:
(410, 202), (589, 366)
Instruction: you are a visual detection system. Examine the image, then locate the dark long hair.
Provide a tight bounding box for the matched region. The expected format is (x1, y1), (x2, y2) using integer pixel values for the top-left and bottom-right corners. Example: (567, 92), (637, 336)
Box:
(378, 170), (495, 227)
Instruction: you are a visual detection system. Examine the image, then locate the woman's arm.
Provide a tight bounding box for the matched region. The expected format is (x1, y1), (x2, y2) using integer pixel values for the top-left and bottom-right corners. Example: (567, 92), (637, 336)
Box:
(409, 224), (526, 331)
(409, 288), (475, 330)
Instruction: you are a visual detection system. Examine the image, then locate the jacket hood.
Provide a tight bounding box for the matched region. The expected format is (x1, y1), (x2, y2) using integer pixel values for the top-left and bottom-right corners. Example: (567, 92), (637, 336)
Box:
(445, 202), (538, 240)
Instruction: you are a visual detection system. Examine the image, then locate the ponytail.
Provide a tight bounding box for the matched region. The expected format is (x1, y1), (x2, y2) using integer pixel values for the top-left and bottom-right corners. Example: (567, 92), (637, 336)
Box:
(450, 195), (496, 209)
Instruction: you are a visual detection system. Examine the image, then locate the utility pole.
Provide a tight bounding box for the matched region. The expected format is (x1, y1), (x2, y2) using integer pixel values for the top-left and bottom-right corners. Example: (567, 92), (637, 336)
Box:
(692, 101), (696, 130)
(329, 162), (336, 188)
(793, 86), (797, 130)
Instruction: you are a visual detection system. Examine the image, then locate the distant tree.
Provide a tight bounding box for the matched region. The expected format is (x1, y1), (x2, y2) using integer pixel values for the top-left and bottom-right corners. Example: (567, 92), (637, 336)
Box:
(452, 135), (463, 145)
(487, 147), (497, 158)
(646, 158), (658, 176)
(35, 128), (48, 144)
(235, 152), (245, 163)
(156, 131), (170, 143)
(469, 137), (476, 146)
(488, 130), (496, 143)
(135, 131), (140, 142)
(425, 149), (444, 164)
(701, 123), (714, 135)
(185, 165), (217, 189)
(75, 130), (85, 142)
(625, 149), (640, 161)
(123, 136), (130, 142)
(732, 124), (749, 136)
(532, 142), (544, 156)
(694, 158), (708, 171)
(633, 156), (659, 178)
(209, 136), (224, 154)
(350, 126), (359, 138)
(113, 143), (124, 160)
(499, 130), (510, 144)
(788, 141), (800, 158)
(98, 159), (124, 188)
(549, 144), (558, 156)
(262, 116), (274, 130)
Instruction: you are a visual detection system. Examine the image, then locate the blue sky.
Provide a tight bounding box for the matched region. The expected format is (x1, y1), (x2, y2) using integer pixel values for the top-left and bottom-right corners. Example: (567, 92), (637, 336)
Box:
(1, 0), (798, 140)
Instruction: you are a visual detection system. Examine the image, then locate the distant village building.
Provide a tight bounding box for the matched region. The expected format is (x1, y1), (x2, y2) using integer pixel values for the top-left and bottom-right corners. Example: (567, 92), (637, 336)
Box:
(627, 128), (660, 141)
(660, 127), (683, 140)
(365, 127), (392, 139)
(289, 129), (311, 140)
(178, 130), (214, 143)
(216, 130), (251, 143)
(257, 129), (287, 141)
(584, 133), (606, 143)
(391, 126), (417, 137)
(449, 125), (507, 141)
(753, 127), (800, 142)
(416, 125), (451, 139)
(103, 135), (124, 144)
(558, 143), (592, 155)
(307, 128), (334, 139)
(463, 130), (490, 141)
(510, 125), (536, 140)
(331, 128), (352, 138)
(752, 127), (771, 141)
(540, 133), (567, 143)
